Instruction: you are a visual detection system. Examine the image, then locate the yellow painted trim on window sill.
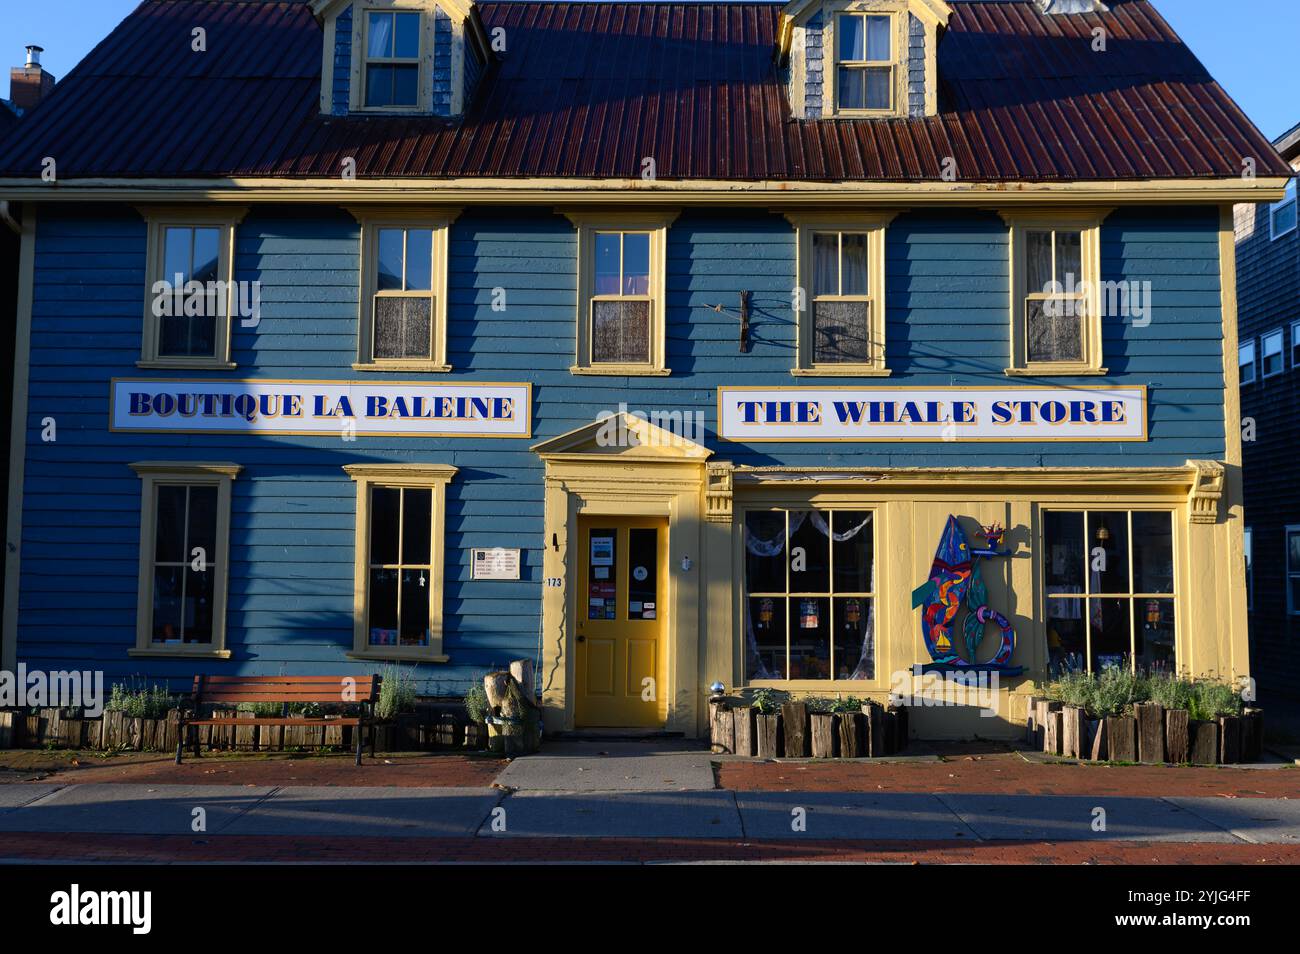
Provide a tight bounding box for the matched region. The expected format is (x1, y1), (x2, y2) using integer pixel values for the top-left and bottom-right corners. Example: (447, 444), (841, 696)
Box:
(136, 359), (238, 371)
(791, 367), (892, 377)
(346, 651), (450, 664)
(351, 361), (452, 373)
(1003, 366), (1109, 377)
(127, 648), (233, 659)
(569, 365), (671, 377)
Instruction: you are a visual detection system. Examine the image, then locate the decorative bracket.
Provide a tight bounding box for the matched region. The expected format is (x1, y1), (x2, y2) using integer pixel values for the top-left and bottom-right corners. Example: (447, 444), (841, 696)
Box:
(705, 461), (734, 524)
(1186, 459), (1225, 525)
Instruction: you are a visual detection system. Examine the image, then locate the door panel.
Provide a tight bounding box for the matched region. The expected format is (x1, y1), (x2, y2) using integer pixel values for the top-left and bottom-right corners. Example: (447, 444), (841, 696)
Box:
(575, 516), (667, 728)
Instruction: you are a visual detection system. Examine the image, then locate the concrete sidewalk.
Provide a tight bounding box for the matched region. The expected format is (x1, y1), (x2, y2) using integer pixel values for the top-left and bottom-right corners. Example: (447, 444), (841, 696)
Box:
(2, 782), (1298, 844)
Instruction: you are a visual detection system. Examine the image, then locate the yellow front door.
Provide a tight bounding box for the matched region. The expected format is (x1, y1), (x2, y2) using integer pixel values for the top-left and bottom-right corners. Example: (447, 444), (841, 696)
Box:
(575, 516), (668, 728)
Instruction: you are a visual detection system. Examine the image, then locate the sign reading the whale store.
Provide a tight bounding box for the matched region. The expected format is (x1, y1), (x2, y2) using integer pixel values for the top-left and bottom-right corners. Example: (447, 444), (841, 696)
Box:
(111, 379), (532, 438)
(717, 386), (1147, 442)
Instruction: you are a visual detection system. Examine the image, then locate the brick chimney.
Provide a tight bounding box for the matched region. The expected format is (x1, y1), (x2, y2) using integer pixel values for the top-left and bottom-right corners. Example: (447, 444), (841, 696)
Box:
(10, 45), (55, 113)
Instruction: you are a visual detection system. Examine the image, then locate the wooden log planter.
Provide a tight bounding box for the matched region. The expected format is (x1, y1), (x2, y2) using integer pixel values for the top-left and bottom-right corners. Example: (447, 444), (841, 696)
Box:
(709, 700), (910, 759)
(2, 706), (493, 754)
(1027, 703), (1263, 765)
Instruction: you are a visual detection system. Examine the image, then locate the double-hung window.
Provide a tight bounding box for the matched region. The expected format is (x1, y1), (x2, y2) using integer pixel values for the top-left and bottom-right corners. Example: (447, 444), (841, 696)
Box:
(363, 9), (422, 109)
(1043, 510), (1177, 674)
(346, 464), (455, 661)
(1263, 329), (1285, 378)
(834, 12), (896, 113)
(1239, 339), (1257, 385)
(1271, 177), (1297, 240)
(1289, 526), (1300, 617)
(352, 210), (455, 371)
(1292, 321), (1300, 370)
(129, 462), (238, 657)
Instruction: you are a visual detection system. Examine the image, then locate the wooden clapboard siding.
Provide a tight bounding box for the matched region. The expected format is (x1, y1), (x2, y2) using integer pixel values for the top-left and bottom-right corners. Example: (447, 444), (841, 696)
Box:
(14, 203), (1230, 693)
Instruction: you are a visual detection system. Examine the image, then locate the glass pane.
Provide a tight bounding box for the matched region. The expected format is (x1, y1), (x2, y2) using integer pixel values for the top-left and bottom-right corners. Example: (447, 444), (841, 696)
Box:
(159, 313), (217, 357)
(834, 596), (873, 680)
(840, 233), (869, 296)
(587, 528), (617, 620)
(1044, 511), (1085, 592)
(837, 67), (864, 110)
(1046, 597), (1086, 675)
(183, 566), (215, 643)
(1289, 530), (1300, 571)
(1026, 299), (1082, 362)
(1135, 598), (1175, 674)
(1026, 230), (1054, 292)
(831, 511), (872, 593)
(811, 232), (839, 296)
(404, 229), (432, 291)
(367, 568), (398, 644)
(627, 527), (657, 620)
(1055, 230), (1082, 284)
(838, 14), (864, 60)
(863, 67), (891, 110)
(151, 566), (184, 642)
(744, 511), (786, 594)
(365, 64), (393, 107)
(1276, 201), (1298, 236)
(400, 568), (430, 645)
(865, 15), (891, 60)
(370, 487), (400, 565)
(374, 297), (432, 360)
(154, 485), (187, 563)
(746, 597), (785, 680)
(393, 12), (421, 58)
(788, 510), (830, 593)
(401, 487), (432, 565)
(163, 227), (191, 281)
(1089, 597), (1131, 672)
(591, 299), (649, 363)
(367, 12), (394, 58)
(1087, 512), (1130, 594)
(186, 485), (218, 564)
(191, 228), (220, 285)
(622, 232), (650, 295)
(790, 596), (830, 679)
(392, 63), (419, 107)
(594, 233), (621, 295)
(813, 300), (870, 364)
(1131, 512), (1174, 594)
(377, 229), (404, 290)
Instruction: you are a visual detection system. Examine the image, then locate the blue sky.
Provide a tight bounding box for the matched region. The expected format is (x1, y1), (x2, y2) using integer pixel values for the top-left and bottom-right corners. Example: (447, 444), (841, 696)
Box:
(4, 0), (1297, 139)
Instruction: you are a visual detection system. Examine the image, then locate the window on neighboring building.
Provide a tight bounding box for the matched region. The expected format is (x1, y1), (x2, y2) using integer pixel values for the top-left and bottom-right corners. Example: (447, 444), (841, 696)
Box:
(1263, 329), (1285, 378)
(140, 209), (245, 368)
(1043, 510), (1177, 674)
(363, 9), (422, 108)
(1291, 321), (1300, 370)
(1004, 211), (1106, 374)
(834, 12), (895, 113)
(743, 509), (876, 682)
(1271, 177), (1297, 240)
(353, 211), (454, 370)
(1244, 526), (1253, 612)
(129, 463), (238, 657)
(568, 212), (674, 374)
(346, 464), (455, 660)
(1289, 526), (1300, 617)
(1239, 339), (1257, 385)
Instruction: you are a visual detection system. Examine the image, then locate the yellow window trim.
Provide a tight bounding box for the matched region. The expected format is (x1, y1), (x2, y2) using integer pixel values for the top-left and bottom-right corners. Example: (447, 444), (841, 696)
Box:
(128, 461), (240, 657)
(1002, 208), (1111, 376)
(344, 462), (456, 662)
(349, 0), (437, 114)
(563, 209), (679, 375)
(348, 207), (460, 371)
(823, 2), (910, 119)
(136, 206), (248, 369)
(787, 211), (896, 374)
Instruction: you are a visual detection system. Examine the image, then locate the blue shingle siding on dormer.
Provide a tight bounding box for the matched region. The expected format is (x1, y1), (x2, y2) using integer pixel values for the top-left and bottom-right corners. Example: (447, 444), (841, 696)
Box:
(432, 8), (452, 117)
(907, 13), (925, 117)
(464, 44), (484, 104)
(804, 12), (824, 119)
(331, 5), (353, 116)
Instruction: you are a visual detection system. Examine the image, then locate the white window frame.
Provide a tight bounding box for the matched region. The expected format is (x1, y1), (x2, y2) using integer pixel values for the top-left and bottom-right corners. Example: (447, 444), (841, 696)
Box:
(1262, 328), (1285, 379)
(1289, 525), (1300, 618)
(128, 462), (239, 659)
(1244, 526), (1253, 613)
(1239, 338), (1257, 386)
(137, 206), (247, 369)
(1271, 177), (1297, 240)
(565, 210), (677, 376)
(786, 212), (895, 375)
(1002, 209), (1109, 376)
(345, 463), (456, 662)
(1291, 320), (1300, 371)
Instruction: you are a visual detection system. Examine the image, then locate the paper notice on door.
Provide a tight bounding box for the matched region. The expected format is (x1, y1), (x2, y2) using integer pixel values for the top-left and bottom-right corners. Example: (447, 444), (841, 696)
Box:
(590, 535), (614, 566)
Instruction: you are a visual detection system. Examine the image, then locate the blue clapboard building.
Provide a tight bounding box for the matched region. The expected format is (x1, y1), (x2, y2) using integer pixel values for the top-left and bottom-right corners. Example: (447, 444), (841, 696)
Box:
(0, 0), (1290, 737)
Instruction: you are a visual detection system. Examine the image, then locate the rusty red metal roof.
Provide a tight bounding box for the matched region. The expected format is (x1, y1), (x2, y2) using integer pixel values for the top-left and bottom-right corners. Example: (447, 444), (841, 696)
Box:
(0, 0), (1288, 181)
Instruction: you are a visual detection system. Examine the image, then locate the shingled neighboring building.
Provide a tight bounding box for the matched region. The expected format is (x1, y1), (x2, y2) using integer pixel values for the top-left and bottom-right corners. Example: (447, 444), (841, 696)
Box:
(0, 0), (1289, 738)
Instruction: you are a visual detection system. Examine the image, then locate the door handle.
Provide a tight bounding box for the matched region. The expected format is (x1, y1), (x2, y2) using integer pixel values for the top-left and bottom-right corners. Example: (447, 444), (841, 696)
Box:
(577, 635), (586, 643)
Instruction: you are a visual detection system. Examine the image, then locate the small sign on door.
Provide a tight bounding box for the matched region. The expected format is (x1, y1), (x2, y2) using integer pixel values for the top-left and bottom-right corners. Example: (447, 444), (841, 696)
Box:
(471, 547), (522, 580)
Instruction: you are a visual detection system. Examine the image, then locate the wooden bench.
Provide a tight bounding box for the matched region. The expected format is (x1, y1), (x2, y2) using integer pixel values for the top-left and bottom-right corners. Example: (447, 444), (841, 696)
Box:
(177, 674), (382, 766)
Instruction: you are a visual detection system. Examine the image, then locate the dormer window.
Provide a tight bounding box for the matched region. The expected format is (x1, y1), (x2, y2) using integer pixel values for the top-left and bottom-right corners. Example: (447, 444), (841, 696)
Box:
(364, 10), (422, 108)
(835, 12), (895, 112)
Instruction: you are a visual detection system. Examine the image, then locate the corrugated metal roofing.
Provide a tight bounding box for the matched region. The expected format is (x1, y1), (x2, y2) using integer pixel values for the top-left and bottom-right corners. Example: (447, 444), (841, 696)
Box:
(0, 0), (1289, 181)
